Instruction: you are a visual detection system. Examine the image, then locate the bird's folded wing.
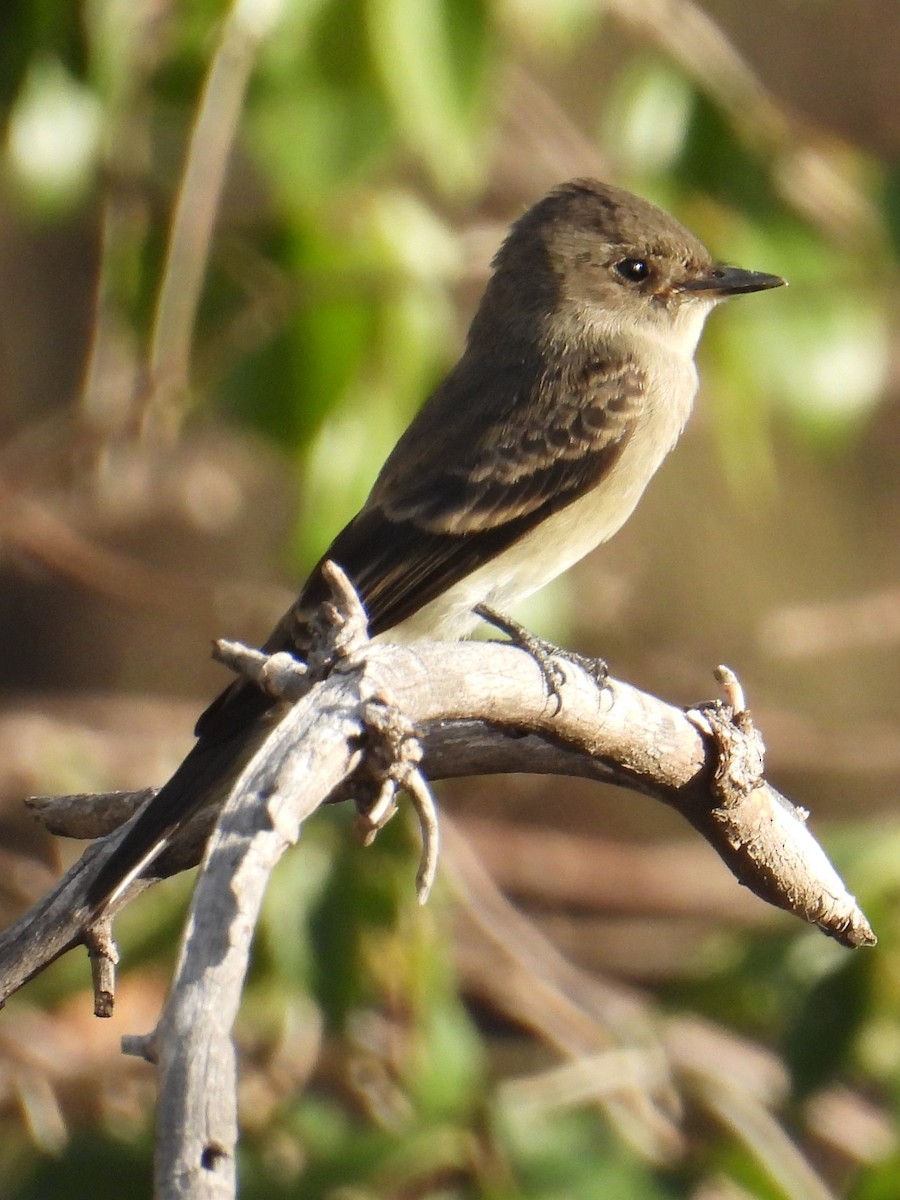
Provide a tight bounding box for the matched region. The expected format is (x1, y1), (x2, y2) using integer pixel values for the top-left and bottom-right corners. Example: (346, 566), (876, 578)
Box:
(325, 354), (644, 632)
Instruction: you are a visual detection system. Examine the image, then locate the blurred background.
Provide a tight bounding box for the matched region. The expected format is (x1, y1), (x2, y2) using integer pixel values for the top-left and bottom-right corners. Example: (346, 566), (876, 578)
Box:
(0, 1), (898, 1196)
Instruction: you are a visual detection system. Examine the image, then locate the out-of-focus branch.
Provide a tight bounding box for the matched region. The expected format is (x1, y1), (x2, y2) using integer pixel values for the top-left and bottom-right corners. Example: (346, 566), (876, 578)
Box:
(605, 0), (882, 242)
(140, 0), (288, 439)
(0, 477), (211, 615)
(448, 814), (876, 1189)
(761, 585), (900, 661)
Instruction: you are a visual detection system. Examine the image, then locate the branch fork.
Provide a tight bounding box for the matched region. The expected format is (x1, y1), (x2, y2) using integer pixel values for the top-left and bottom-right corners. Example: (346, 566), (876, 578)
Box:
(0, 562), (876, 1027)
(218, 563), (441, 903)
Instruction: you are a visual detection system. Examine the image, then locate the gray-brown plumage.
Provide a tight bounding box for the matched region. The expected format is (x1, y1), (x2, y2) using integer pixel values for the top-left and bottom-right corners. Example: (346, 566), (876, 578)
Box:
(86, 178), (784, 912)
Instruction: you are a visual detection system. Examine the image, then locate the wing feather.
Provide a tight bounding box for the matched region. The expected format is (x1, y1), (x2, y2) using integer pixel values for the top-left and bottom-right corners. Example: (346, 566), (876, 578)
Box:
(196, 352), (644, 739)
(318, 352), (644, 632)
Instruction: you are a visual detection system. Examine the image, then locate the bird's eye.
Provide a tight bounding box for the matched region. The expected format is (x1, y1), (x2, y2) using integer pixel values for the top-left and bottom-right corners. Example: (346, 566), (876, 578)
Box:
(614, 258), (650, 282)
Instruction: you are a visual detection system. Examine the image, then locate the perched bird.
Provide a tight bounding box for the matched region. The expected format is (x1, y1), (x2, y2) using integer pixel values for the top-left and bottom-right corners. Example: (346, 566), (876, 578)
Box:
(86, 178), (784, 912)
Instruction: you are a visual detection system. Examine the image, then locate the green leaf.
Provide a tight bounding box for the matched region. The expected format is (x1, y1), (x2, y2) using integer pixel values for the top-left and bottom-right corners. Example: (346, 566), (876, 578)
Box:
(783, 951), (871, 1100)
(364, 0), (490, 194)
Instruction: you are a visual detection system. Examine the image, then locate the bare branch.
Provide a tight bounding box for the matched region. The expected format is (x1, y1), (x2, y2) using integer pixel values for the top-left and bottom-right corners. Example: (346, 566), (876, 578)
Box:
(2, 635), (874, 1015)
(0, 580), (876, 1197)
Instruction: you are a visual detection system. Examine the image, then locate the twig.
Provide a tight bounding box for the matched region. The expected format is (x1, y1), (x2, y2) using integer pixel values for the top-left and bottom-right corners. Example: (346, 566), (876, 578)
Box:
(406, 769), (440, 903)
(28, 788), (157, 840)
(84, 918), (118, 1019)
(351, 688), (439, 903)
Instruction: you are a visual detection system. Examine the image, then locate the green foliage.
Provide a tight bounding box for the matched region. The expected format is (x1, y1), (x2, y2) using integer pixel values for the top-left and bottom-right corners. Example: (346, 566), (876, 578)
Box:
(496, 1106), (679, 1200)
(0, 0), (89, 121)
(783, 950), (871, 1101)
(7, 1133), (153, 1200)
(885, 163), (900, 258)
(677, 92), (782, 219)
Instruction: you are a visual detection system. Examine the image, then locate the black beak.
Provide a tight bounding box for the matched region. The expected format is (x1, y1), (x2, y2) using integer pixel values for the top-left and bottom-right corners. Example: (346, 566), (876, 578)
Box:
(680, 265), (787, 297)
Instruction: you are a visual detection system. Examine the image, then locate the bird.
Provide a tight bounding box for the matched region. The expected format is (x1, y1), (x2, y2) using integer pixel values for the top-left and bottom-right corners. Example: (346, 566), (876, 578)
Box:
(85, 178), (785, 913)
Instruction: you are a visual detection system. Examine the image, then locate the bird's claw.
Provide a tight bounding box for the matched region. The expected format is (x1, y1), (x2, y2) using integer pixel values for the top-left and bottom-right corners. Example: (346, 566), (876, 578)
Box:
(474, 604), (608, 716)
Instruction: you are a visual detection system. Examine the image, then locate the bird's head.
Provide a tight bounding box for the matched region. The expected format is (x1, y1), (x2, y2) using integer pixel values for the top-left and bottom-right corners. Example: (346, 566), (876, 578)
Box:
(484, 178), (785, 356)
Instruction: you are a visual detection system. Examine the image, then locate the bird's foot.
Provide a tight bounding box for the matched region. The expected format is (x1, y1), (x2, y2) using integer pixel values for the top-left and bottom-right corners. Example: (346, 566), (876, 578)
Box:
(474, 604), (608, 716)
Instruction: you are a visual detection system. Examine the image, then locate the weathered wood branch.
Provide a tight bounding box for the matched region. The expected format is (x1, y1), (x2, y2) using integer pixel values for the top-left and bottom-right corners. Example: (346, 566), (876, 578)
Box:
(5, 633), (875, 1012)
(0, 563), (875, 1197)
(3, 633), (878, 998)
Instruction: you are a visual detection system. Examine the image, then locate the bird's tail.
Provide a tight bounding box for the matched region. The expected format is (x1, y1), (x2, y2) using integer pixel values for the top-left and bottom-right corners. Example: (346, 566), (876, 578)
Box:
(85, 686), (280, 916)
(84, 564), (341, 916)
